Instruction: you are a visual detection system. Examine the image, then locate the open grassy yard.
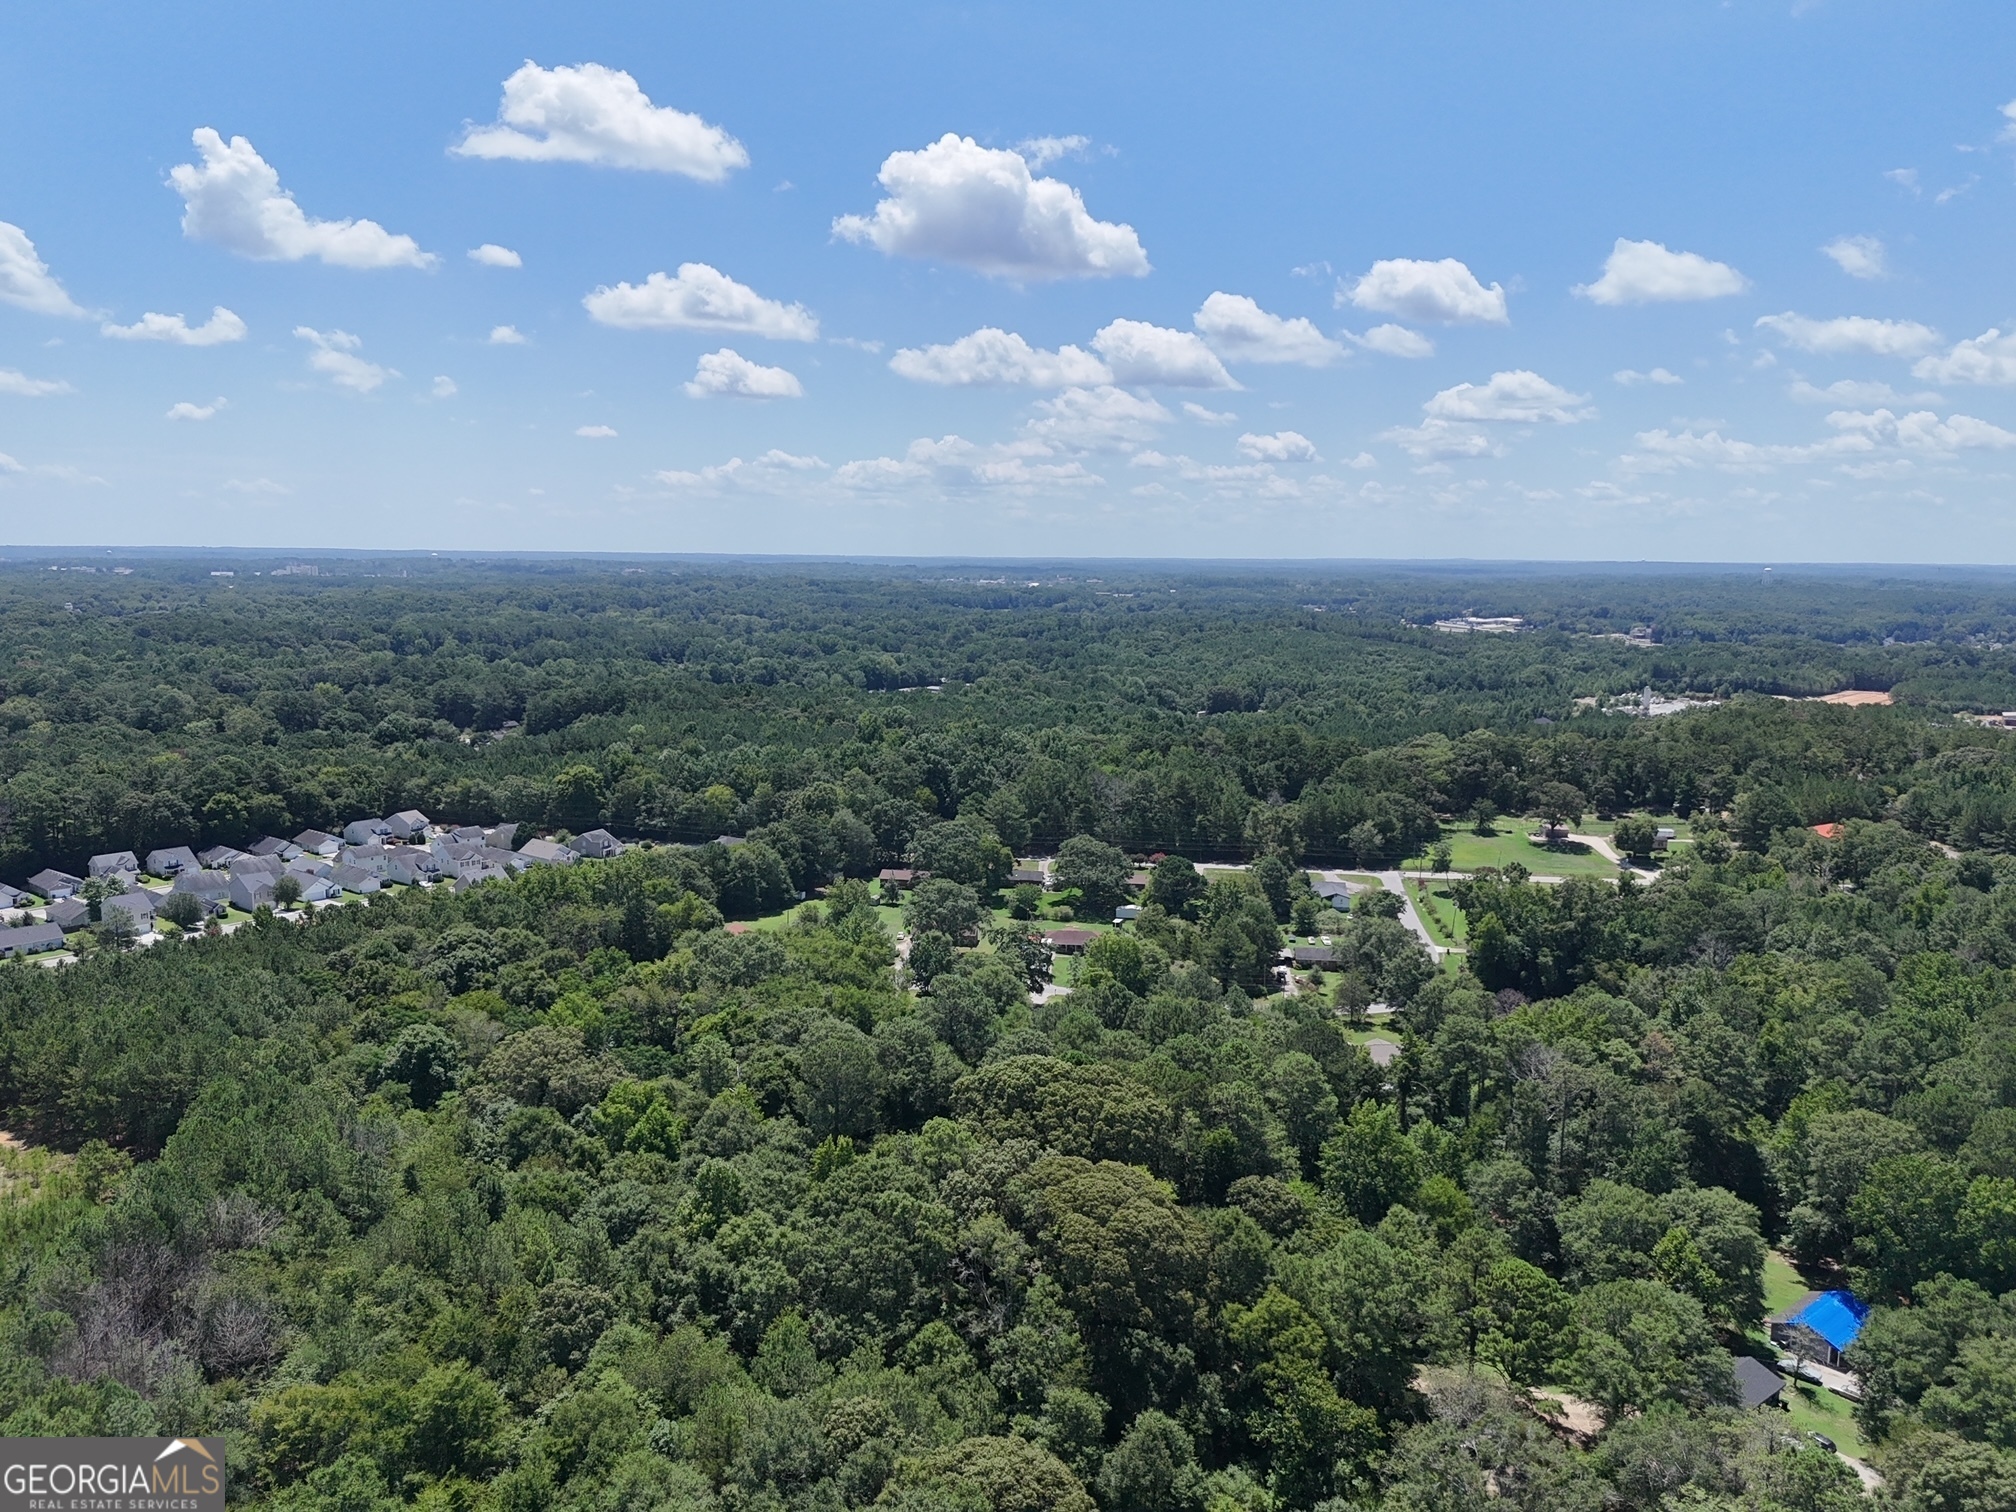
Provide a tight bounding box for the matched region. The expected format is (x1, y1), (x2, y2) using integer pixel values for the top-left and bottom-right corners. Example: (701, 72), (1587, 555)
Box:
(1403, 829), (1625, 879)
(1782, 1378), (1866, 1459)
(1407, 879), (1469, 946)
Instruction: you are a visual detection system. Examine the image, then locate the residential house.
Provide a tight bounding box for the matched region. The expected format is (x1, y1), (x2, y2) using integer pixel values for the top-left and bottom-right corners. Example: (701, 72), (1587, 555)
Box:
(877, 868), (919, 888)
(197, 845), (245, 868)
(713, 834), (746, 848)
(89, 851), (140, 877)
(245, 835), (299, 859)
(449, 825), (486, 843)
(1654, 827), (1677, 851)
(384, 851), (440, 886)
(573, 829), (623, 859)
(293, 830), (342, 858)
(46, 898), (91, 932)
(518, 838), (579, 866)
(171, 870), (234, 912)
(0, 884), (25, 910)
(285, 855), (333, 881)
(101, 892), (156, 934)
(1007, 866), (1045, 887)
(486, 823), (519, 850)
(1733, 1357), (1785, 1411)
(145, 846), (200, 877)
(1284, 946), (1340, 967)
(1312, 879), (1357, 908)
(230, 854), (284, 878)
(343, 818), (393, 846)
(28, 869), (82, 900)
(385, 809), (431, 840)
(1041, 927), (1099, 954)
(451, 863), (511, 891)
(1125, 870), (1152, 892)
(1769, 1291), (1869, 1370)
(229, 874), (276, 912)
(339, 844), (392, 878)
(0, 921), (64, 957)
(296, 876), (343, 904)
(329, 864), (381, 896)
(1114, 905), (1142, 922)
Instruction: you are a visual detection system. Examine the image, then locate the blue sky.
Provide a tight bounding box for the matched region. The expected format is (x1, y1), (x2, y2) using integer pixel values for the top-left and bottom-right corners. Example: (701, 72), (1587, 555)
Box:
(4, 0), (2016, 559)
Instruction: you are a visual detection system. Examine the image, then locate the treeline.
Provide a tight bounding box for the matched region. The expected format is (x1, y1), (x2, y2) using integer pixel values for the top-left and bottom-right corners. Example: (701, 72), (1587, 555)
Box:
(9, 563), (2016, 881)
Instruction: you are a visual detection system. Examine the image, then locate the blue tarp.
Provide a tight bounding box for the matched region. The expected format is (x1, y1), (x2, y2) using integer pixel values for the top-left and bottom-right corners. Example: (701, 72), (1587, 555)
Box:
(1786, 1290), (1869, 1352)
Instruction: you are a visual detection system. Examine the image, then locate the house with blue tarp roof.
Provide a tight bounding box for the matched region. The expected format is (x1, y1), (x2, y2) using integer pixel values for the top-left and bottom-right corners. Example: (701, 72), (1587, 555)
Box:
(1769, 1289), (1870, 1368)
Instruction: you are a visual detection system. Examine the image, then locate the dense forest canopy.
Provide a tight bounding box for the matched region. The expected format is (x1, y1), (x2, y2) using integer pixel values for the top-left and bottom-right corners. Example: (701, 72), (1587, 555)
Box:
(5, 558), (2016, 1510)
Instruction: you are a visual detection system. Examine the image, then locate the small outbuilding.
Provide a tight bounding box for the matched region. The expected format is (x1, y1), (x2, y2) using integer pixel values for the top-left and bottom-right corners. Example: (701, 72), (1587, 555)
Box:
(1732, 1356), (1785, 1411)
(1769, 1290), (1869, 1370)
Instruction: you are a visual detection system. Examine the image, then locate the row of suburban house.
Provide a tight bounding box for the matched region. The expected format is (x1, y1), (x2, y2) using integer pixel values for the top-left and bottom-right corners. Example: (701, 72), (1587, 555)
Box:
(0, 812), (627, 959)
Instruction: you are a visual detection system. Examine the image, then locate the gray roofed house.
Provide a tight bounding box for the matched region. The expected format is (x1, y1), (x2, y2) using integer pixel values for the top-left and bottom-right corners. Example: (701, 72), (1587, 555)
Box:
(246, 835), (300, 859)
(172, 870), (234, 902)
(385, 851), (440, 886)
(1312, 880), (1357, 906)
(1286, 946), (1339, 967)
(146, 846), (201, 877)
(46, 898), (90, 932)
(329, 864), (381, 895)
(230, 853), (284, 878)
(339, 844), (391, 877)
(101, 892), (156, 933)
(197, 845), (245, 868)
(28, 869), (83, 900)
(294, 830), (341, 857)
(0, 884), (24, 910)
(229, 874), (275, 912)
(343, 819), (392, 846)
(572, 828), (623, 859)
(89, 851), (140, 877)
(452, 863), (511, 891)
(385, 809), (431, 840)
(1008, 866), (1045, 887)
(1732, 1356), (1784, 1410)
(0, 920), (64, 957)
(486, 822), (519, 850)
(518, 838), (579, 866)
(450, 825), (486, 843)
(297, 876), (343, 904)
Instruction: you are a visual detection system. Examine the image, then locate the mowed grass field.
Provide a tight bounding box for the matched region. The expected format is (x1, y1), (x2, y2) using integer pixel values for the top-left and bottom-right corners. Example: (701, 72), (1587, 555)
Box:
(1403, 829), (1625, 878)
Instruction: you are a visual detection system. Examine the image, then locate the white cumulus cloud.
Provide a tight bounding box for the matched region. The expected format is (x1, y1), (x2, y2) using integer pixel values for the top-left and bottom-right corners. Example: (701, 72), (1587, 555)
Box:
(1822, 235), (1886, 280)
(1424, 370), (1591, 424)
(683, 348), (804, 399)
(833, 134), (1149, 282)
(453, 62), (748, 181)
(172, 128), (436, 269)
(1789, 378), (1939, 406)
(1192, 293), (1342, 365)
(1346, 258), (1507, 325)
(166, 397), (225, 421)
(1755, 312), (1940, 357)
(0, 369), (72, 397)
(583, 263), (817, 340)
(295, 326), (395, 392)
(0, 223), (86, 317)
(1575, 239), (1748, 305)
(1913, 329), (2016, 386)
(888, 328), (1110, 387)
(576, 424), (618, 438)
(1237, 430), (1318, 462)
(1380, 419), (1497, 459)
(1827, 407), (2016, 453)
(468, 244), (522, 268)
(488, 324), (527, 345)
(431, 376), (457, 398)
(1022, 385), (1171, 449)
(102, 307), (246, 345)
(1613, 367), (1683, 386)
(1090, 319), (1237, 388)
(1350, 324), (1434, 358)
(1182, 402), (1237, 424)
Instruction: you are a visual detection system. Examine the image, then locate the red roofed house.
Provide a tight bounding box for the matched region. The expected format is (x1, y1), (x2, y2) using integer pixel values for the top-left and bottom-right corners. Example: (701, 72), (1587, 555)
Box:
(1811, 823), (1843, 840)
